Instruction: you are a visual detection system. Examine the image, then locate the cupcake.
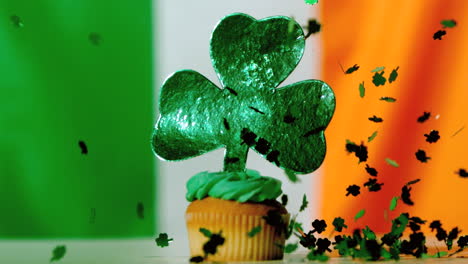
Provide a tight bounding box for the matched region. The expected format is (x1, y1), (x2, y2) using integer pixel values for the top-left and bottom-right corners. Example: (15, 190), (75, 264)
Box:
(151, 13), (335, 262)
(185, 170), (289, 261)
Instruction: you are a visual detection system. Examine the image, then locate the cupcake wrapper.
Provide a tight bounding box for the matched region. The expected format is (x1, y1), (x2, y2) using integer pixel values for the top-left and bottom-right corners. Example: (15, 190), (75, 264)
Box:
(186, 212), (290, 261)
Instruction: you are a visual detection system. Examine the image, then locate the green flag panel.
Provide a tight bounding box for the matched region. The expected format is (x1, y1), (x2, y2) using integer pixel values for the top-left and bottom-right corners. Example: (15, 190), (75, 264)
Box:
(0, 0), (155, 237)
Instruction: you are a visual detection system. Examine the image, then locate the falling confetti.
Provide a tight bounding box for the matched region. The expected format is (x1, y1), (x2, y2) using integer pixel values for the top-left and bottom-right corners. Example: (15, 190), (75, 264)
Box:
(354, 209), (366, 221)
(359, 82), (365, 98)
(305, 19), (321, 38)
(417, 112), (431, 123)
(371, 66), (385, 72)
(433, 30), (446, 40)
(368, 131), (378, 142)
(89, 32), (101, 45)
(78, 140), (88, 154)
(345, 64), (360, 74)
(385, 158), (399, 167)
(441, 19), (457, 28)
(10, 15), (24, 28)
(305, 0), (319, 5)
(50, 245), (66, 262)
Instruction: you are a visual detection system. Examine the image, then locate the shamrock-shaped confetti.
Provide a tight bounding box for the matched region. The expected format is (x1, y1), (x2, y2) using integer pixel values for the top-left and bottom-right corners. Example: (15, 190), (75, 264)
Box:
(346, 184), (360, 196)
(365, 164), (378, 176)
(152, 13), (335, 174)
(10, 15), (24, 28)
(359, 82), (365, 98)
(415, 149), (430, 163)
(300, 194), (309, 212)
(456, 169), (468, 178)
(311, 219), (327, 234)
(78, 140), (88, 154)
(424, 130), (440, 143)
(389, 67), (399, 83)
(368, 116), (383, 123)
(417, 112), (431, 123)
(247, 226), (262, 237)
(305, 19), (321, 38)
(372, 71), (386, 86)
(137, 202), (144, 219)
(305, 0), (319, 5)
(433, 30), (446, 40)
(354, 209), (366, 221)
(441, 19), (457, 28)
(368, 131), (378, 142)
(332, 217), (347, 232)
(345, 64), (360, 74)
(155, 233), (173, 247)
(50, 245), (66, 262)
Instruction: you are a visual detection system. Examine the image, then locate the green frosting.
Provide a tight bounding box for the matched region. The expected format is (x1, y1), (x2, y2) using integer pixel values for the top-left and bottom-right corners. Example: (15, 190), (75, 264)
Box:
(186, 170), (282, 203)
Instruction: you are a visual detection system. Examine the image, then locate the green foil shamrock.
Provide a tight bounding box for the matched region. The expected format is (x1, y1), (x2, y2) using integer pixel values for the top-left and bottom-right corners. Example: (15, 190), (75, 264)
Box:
(152, 13), (335, 174)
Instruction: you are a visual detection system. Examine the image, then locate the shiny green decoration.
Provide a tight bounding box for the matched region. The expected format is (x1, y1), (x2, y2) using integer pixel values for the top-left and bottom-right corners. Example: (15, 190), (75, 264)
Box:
(152, 13), (335, 174)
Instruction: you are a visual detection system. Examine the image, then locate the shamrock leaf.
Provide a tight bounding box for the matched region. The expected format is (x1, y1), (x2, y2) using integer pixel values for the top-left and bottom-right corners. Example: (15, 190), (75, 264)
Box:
(433, 30), (446, 40)
(247, 226), (262, 237)
(332, 217), (348, 232)
(50, 245), (66, 262)
(10, 15), (24, 28)
(417, 112), (431, 123)
(155, 233), (173, 247)
(389, 67), (399, 83)
(284, 243), (299, 253)
(300, 194), (308, 212)
(305, 19), (321, 38)
(441, 19), (457, 28)
(372, 71), (386, 86)
(346, 64), (360, 74)
(389, 196), (399, 211)
(359, 82), (365, 98)
(305, 0), (319, 5)
(354, 209), (366, 221)
(78, 140), (88, 154)
(152, 13), (335, 174)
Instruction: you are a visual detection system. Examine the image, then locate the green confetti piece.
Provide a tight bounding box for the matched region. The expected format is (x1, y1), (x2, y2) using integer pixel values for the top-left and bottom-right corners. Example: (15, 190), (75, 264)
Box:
(305, 0), (319, 5)
(385, 158), (399, 167)
(155, 233), (173, 247)
(441, 19), (457, 28)
(371, 66), (385, 72)
(247, 226), (262, 237)
(389, 67), (399, 83)
(152, 13), (336, 174)
(10, 15), (24, 28)
(199, 228), (212, 238)
(354, 209), (366, 221)
(359, 82), (365, 98)
(299, 194), (308, 212)
(285, 169), (300, 183)
(372, 71), (387, 86)
(284, 243), (299, 253)
(362, 226), (376, 240)
(50, 245), (66, 262)
(380, 97), (396, 102)
(389, 196), (399, 211)
(368, 131), (378, 142)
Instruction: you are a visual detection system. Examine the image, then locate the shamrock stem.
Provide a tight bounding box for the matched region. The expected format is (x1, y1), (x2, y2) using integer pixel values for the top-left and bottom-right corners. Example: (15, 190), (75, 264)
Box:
(223, 143), (249, 172)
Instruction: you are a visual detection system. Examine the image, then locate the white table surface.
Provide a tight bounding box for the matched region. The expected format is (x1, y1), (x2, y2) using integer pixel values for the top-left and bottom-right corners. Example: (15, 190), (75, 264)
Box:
(1, 239), (466, 264)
